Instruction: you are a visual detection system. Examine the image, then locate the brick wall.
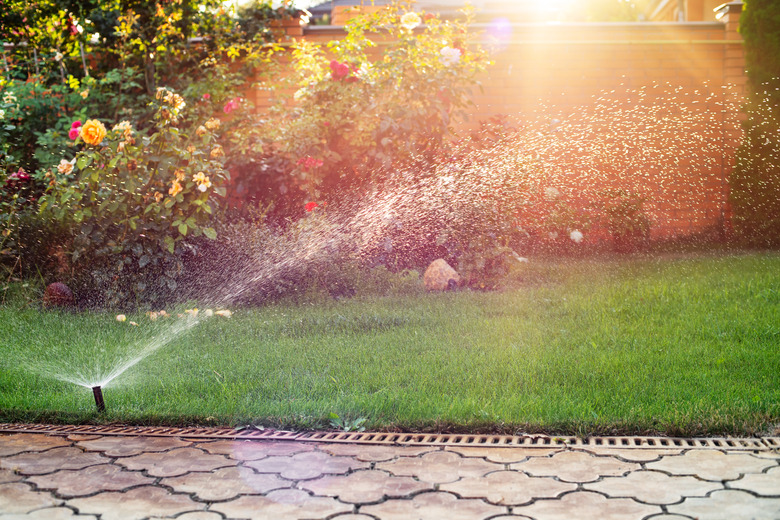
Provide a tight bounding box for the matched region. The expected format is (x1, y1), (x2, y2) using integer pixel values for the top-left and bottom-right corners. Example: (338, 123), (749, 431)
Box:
(266, 3), (745, 240)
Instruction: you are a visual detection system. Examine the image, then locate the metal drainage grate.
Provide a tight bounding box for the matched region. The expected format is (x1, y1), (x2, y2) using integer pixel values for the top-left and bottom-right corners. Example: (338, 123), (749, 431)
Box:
(0, 423), (776, 450)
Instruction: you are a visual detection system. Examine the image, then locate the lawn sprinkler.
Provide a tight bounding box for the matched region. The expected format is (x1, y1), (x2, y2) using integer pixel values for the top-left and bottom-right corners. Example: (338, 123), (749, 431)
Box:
(92, 385), (105, 412)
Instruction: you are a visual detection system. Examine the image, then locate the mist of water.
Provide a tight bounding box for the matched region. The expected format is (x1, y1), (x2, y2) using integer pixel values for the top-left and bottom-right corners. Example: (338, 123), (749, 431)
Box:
(21, 82), (743, 393)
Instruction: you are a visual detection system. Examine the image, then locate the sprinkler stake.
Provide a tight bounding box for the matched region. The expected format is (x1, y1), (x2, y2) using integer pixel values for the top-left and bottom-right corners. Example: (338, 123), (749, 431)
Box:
(92, 385), (105, 413)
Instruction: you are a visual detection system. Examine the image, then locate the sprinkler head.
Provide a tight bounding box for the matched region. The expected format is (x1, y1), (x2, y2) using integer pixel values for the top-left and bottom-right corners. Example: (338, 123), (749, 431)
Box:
(92, 385), (105, 413)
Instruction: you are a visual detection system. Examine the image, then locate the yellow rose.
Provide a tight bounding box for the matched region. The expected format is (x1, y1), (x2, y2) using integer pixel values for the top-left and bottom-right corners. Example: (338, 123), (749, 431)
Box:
(210, 145), (224, 158)
(205, 117), (220, 130)
(196, 125), (207, 136)
(169, 180), (183, 197)
(80, 119), (107, 145)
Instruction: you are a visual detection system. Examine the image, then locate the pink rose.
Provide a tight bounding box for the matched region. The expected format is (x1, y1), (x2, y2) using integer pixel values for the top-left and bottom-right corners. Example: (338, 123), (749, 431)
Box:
(69, 127), (80, 140)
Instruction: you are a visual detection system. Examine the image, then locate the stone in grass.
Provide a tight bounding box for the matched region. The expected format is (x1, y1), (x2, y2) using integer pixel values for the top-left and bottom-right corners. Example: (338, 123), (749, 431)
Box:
(423, 259), (460, 291)
(42, 282), (74, 308)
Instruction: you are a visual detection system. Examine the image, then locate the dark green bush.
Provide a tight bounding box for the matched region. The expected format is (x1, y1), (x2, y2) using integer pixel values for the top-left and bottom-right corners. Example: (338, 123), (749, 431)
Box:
(731, 0), (780, 246)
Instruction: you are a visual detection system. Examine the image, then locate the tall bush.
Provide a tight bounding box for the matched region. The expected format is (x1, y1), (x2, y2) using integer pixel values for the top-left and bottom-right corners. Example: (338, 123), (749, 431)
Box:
(731, 0), (780, 245)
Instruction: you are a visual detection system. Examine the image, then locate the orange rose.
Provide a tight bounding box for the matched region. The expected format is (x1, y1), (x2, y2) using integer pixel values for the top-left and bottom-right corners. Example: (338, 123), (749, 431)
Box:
(169, 180), (183, 197)
(80, 119), (107, 146)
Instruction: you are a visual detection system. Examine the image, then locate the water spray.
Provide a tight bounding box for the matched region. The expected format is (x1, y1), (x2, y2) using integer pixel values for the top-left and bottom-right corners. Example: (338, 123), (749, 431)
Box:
(92, 386), (105, 412)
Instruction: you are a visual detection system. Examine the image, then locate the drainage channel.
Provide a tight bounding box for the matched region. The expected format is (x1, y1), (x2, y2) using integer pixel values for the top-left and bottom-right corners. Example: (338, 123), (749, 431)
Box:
(1, 423), (777, 451)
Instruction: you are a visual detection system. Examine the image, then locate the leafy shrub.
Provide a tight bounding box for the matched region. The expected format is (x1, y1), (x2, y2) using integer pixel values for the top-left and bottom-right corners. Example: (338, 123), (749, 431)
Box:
(235, 3), (490, 201)
(38, 88), (228, 307)
(731, 0), (780, 245)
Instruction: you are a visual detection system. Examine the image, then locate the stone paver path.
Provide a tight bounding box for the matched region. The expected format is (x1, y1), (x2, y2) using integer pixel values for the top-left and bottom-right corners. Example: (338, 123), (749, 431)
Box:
(1, 432), (779, 519)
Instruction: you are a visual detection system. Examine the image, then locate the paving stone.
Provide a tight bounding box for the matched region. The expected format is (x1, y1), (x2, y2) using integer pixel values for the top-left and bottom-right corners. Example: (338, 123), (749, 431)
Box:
(209, 488), (352, 519)
(27, 464), (155, 497)
(512, 490), (661, 519)
(376, 451), (501, 484)
(440, 470), (577, 505)
(77, 436), (191, 457)
(574, 448), (682, 462)
(245, 451), (369, 480)
(0, 434), (70, 457)
(161, 466), (291, 500)
(300, 469), (432, 503)
(583, 469), (723, 504)
(116, 447), (234, 477)
(150, 513), (223, 520)
(728, 465), (780, 496)
(746, 450), (780, 460)
(443, 447), (561, 463)
(66, 486), (206, 520)
(510, 451), (639, 483)
(360, 491), (505, 520)
(0, 482), (62, 514)
(647, 449), (775, 481)
(0, 447), (108, 475)
(67, 435), (101, 442)
(0, 468), (23, 484)
(0, 506), (98, 519)
(668, 489), (780, 519)
(194, 439), (314, 461)
(317, 443), (434, 461)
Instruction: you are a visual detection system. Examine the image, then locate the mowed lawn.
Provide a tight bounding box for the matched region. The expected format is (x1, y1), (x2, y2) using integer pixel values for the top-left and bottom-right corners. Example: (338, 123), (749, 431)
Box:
(1, 252), (778, 436)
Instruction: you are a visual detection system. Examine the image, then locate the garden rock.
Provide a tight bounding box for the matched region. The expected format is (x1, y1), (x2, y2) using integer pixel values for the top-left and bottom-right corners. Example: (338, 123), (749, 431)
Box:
(42, 282), (74, 308)
(424, 259), (460, 291)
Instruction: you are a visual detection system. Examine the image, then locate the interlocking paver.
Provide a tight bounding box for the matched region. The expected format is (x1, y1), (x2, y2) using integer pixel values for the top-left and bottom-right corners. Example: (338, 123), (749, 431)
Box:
(642, 515), (694, 519)
(194, 439), (315, 460)
(510, 451), (639, 483)
(66, 485), (206, 520)
(209, 488), (352, 519)
(161, 466), (291, 500)
(150, 513), (223, 520)
(0, 482), (62, 514)
(0, 434), (70, 456)
(668, 489), (780, 519)
(583, 469), (723, 504)
(574, 448), (682, 462)
(318, 443), (434, 461)
(512, 490), (661, 519)
(647, 449), (775, 481)
(360, 491), (505, 519)
(0, 468), (22, 484)
(440, 470), (577, 505)
(444, 446), (561, 463)
(77, 436), (191, 456)
(0, 447), (108, 475)
(376, 451), (501, 484)
(729, 465), (780, 496)
(245, 450), (369, 480)
(28, 464), (155, 497)
(0, 506), (98, 519)
(116, 447), (234, 477)
(301, 469), (432, 503)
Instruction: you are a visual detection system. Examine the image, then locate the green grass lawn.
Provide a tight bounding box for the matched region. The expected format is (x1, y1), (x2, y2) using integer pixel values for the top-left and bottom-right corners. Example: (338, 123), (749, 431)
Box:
(1, 252), (779, 436)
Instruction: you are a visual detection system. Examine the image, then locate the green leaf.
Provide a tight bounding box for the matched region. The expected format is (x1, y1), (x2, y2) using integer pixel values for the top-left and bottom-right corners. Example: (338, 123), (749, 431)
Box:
(203, 227), (217, 240)
(164, 236), (175, 254)
(76, 156), (90, 170)
(178, 223), (188, 236)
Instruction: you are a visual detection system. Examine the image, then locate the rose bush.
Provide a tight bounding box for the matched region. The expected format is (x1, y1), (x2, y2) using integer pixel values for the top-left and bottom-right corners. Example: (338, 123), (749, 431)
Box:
(39, 88), (228, 307)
